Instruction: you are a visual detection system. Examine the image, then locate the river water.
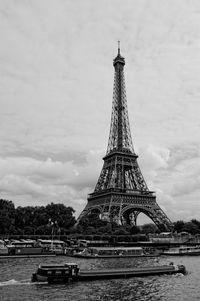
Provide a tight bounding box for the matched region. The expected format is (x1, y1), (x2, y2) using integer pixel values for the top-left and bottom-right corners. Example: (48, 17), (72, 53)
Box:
(0, 255), (199, 301)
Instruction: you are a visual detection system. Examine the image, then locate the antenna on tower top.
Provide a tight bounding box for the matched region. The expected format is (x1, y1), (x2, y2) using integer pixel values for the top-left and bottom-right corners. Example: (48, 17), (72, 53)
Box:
(118, 40), (120, 55)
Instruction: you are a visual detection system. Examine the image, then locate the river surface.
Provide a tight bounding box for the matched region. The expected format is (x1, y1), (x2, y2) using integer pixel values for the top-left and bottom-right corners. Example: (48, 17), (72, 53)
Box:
(0, 255), (199, 301)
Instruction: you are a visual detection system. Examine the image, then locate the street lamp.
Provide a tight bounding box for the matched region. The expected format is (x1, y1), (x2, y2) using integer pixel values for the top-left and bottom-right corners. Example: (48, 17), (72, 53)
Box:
(49, 219), (58, 249)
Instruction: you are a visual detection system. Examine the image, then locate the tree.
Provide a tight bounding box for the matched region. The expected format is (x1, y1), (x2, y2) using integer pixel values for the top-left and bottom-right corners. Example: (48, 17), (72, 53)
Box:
(78, 213), (109, 234)
(141, 223), (158, 234)
(0, 199), (15, 234)
(130, 225), (141, 234)
(15, 206), (36, 231)
(45, 203), (76, 229)
(173, 220), (185, 233)
(14, 202), (76, 235)
(191, 219), (200, 230)
(183, 222), (199, 235)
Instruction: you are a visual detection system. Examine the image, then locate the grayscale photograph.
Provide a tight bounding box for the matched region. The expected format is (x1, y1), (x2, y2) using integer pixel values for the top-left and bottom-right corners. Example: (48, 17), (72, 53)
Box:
(0, 0), (200, 300)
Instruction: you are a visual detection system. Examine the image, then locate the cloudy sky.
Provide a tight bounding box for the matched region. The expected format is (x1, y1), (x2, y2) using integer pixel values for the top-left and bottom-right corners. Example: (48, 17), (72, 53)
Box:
(0, 0), (200, 223)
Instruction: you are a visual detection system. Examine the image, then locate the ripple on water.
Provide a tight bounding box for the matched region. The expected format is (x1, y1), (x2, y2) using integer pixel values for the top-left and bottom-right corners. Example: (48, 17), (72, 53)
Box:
(0, 255), (200, 301)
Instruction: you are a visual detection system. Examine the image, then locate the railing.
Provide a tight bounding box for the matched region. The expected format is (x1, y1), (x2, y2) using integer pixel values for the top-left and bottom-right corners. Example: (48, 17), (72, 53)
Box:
(88, 188), (155, 199)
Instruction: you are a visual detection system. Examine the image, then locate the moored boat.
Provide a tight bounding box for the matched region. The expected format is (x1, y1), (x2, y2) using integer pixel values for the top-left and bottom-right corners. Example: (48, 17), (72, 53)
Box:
(162, 245), (200, 256)
(0, 240), (8, 255)
(0, 240), (56, 258)
(37, 239), (65, 255)
(70, 246), (159, 258)
(31, 262), (186, 284)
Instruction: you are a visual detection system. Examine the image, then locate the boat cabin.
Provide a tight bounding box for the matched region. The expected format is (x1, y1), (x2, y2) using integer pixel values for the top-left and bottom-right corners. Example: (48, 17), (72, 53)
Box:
(7, 240), (42, 255)
(37, 239), (65, 254)
(32, 263), (79, 283)
(9, 240), (36, 248)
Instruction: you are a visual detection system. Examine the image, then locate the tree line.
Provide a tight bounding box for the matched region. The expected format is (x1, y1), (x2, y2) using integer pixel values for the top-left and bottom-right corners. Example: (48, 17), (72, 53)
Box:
(1, 199), (200, 236)
(0, 199), (76, 236)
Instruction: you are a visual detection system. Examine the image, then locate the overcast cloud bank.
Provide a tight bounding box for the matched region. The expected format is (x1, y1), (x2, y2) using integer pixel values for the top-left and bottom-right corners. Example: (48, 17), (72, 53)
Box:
(0, 0), (200, 221)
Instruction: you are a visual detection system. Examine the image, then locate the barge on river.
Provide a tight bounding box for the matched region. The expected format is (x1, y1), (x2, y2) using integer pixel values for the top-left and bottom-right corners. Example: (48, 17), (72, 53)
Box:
(31, 262), (186, 283)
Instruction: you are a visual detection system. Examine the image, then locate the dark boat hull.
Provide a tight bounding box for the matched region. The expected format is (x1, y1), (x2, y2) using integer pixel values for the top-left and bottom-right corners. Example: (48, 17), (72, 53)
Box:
(0, 254), (56, 259)
(162, 252), (200, 256)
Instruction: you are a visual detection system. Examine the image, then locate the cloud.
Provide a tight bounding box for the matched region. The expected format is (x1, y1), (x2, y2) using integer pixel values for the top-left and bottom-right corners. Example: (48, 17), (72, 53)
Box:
(0, 0), (200, 222)
(170, 144), (200, 197)
(169, 143), (200, 169)
(0, 174), (43, 197)
(139, 144), (170, 172)
(0, 149), (103, 215)
(136, 142), (200, 222)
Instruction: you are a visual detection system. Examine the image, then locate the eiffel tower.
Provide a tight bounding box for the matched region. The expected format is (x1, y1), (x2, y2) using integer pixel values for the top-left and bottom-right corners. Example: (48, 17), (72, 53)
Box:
(77, 43), (173, 232)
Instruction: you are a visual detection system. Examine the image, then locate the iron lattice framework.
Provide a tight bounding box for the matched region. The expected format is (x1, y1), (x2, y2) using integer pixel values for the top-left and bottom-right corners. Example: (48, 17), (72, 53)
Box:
(77, 45), (173, 231)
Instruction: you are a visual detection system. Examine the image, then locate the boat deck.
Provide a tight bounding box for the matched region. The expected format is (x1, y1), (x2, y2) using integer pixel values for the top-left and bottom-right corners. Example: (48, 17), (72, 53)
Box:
(78, 265), (185, 280)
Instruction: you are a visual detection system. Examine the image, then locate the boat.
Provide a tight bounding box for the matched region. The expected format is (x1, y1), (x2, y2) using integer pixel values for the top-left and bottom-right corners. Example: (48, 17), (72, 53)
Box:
(162, 245), (200, 256)
(7, 240), (43, 256)
(37, 239), (65, 255)
(31, 262), (186, 283)
(0, 240), (56, 258)
(0, 240), (8, 255)
(69, 246), (160, 258)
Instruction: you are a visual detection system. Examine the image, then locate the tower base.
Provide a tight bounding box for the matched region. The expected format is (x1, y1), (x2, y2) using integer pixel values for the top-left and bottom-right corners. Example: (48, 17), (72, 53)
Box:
(77, 190), (173, 232)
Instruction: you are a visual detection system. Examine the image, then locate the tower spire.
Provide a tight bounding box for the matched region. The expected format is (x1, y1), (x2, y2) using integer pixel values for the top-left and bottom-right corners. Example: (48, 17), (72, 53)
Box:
(108, 43), (133, 154)
(118, 40), (120, 55)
